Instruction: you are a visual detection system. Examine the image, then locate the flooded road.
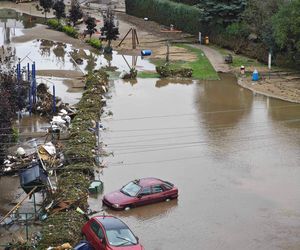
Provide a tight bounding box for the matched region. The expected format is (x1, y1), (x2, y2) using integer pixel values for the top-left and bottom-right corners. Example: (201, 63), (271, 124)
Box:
(1, 8), (300, 249)
(89, 74), (300, 250)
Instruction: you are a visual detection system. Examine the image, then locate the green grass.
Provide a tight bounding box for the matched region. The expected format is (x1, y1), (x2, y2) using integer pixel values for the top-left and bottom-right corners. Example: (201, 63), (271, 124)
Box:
(147, 45), (219, 80)
(176, 44), (219, 80)
(138, 71), (160, 78)
(136, 44), (218, 80)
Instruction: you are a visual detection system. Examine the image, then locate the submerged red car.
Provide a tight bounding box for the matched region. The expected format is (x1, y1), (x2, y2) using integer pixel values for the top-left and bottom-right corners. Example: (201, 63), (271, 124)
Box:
(103, 177), (178, 210)
(82, 216), (144, 250)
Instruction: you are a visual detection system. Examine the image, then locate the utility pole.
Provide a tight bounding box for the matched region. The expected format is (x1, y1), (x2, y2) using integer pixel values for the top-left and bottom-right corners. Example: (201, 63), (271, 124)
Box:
(166, 41), (170, 63)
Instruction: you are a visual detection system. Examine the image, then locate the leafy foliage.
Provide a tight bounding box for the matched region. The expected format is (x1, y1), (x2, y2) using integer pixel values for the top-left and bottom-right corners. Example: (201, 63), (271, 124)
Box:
(62, 25), (79, 38)
(0, 75), (29, 164)
(53, 0), (66, 22)
(196, 0), (247, 27)
(125, 0), (204, 35)
(225, 22), (250, 38)
(68, 0), (83, 26)
(86, 38), (102, 49)
(47, 18), (61, 29)
(169, 0), (199, 5)
(272, 0), (300, 52)
(85, 16), (97, 38)
(100, 10), (119, 49)
(47, 19), (78, 38)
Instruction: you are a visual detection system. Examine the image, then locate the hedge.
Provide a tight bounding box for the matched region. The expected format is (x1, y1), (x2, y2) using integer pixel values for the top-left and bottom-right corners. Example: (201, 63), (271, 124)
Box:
(125, 0), (204, 35)
(86, 38), (102, 49)
(47, 19), (79, 38)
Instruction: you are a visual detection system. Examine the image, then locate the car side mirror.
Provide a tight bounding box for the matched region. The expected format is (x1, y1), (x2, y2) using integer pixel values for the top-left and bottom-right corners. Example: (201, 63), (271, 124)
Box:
(135, 236), (139, 243)
(137, 194), (142, 198)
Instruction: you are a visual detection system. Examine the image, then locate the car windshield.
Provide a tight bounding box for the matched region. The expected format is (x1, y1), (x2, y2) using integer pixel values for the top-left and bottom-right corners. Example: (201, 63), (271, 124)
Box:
(106, 228), (138, 246)
(120, 182), (141, 197)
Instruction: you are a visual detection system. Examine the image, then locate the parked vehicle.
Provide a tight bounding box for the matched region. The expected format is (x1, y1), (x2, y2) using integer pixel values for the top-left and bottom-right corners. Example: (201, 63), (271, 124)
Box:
(103, 178), (178, 210)
(82, 216), (144, 250)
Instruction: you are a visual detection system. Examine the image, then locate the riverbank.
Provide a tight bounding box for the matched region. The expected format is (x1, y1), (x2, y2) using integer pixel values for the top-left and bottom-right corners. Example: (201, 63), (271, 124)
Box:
(207, 45), (300, 103)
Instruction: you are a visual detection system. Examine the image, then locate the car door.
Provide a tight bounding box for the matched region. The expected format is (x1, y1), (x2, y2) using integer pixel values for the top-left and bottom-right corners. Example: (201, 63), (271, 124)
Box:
(89, 221), (106, 250)
(136, 186), (152, 206)
(150, 185), (166, 203)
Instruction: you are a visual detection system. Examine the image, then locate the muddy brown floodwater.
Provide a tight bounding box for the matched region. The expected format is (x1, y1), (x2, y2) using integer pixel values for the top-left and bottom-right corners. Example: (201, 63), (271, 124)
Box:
(89, 73), (300, 250)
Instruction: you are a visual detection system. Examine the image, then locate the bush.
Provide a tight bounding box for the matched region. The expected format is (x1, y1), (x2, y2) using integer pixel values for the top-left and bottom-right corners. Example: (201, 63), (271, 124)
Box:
(125, 0), (204, 35)
(156, 64), (193, 78)
(47, 19), (78, 38)
(225, 22), (250, 38)
(47, 19), (60, 29)
(86, 38), (102, 49)
(62, 25), (79, 38)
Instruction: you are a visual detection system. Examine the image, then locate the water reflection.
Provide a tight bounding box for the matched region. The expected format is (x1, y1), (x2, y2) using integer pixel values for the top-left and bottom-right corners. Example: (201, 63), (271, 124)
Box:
(195, 74), (253, 136)
(0, 9), (44, 46)
(267, 98), (300, 129)
(0, 8), (44, 29)
(52, 42), (66, 62)
(155, 78), (193, 88)
(106, 199), (178, 221)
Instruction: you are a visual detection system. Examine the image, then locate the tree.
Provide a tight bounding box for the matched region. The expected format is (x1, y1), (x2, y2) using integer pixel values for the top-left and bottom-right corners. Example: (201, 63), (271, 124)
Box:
(53, 0), (66, 22)
(196, 0), (247, 27)
(0, 74), (29, 164)
(39, 0), (53, 21)
(272, 0), (300, 53)
(69, 0), (83, 27)
(85, 16), (97, 38)
(242, 0), (283, 34)
(100, 10), (119, 52)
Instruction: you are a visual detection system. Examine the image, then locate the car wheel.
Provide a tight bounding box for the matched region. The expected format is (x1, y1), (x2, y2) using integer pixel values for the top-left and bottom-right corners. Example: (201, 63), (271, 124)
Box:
(124, 206), (131, 211)
(165, 198), (171, 202)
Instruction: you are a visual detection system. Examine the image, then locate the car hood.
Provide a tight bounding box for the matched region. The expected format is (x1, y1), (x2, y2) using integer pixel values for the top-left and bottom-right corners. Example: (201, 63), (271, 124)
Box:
(104, 190), (133, 204)
(107, 244), (143, 250)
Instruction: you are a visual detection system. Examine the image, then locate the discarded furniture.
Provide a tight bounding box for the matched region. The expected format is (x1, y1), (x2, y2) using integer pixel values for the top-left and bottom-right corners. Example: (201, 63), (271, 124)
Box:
(19, 163), (48, 194)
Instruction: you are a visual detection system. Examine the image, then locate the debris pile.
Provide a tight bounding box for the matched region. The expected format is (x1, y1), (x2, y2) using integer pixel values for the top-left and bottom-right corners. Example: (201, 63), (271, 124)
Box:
(38, 70), (109, 248)
(120, 68), (138, 79)
(38, 210), (86, 249)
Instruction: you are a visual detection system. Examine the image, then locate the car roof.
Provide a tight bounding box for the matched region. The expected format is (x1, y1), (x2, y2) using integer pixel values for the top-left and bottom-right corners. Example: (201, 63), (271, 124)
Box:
(136, 177), (165, 187)
(94, 216), (129, 230)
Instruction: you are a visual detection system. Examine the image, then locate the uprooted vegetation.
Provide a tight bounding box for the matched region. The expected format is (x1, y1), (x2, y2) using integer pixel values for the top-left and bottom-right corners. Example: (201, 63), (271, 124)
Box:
(38, 70), (109, 248)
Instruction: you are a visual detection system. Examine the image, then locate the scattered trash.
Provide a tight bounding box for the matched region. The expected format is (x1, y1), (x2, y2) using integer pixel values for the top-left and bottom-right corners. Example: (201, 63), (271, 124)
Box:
(88, 180), (103, 194)
(240, 65), (245, 74)
(16, 147), (26, 157)
(41, 142), (56, 156)
(141, 49), (152, 57)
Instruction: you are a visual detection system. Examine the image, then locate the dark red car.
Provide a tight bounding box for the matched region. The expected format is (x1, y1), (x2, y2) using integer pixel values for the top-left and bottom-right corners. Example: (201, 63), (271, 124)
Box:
(103, 178), (178, 210)
(82, 215), (144, 250)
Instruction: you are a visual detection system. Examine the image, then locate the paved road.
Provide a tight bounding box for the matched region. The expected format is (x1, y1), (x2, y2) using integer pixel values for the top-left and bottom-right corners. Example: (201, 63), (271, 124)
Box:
(190, 44), (231, 73)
